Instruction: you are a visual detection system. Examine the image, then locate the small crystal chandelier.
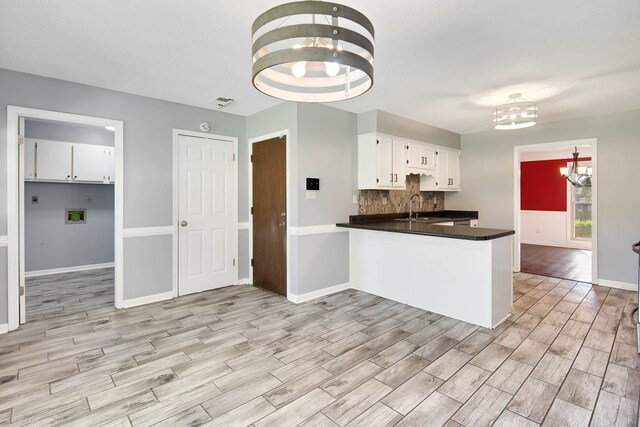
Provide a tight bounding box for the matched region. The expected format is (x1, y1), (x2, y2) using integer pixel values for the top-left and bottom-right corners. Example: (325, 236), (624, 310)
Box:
(251, 1), (375, 102)
(493, 93), (537, 130)
(560, 147), (592, 187)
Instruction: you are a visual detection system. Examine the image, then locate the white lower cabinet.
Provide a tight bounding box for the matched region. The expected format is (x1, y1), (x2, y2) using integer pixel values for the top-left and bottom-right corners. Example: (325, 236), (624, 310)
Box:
(24, 138), (114, 184)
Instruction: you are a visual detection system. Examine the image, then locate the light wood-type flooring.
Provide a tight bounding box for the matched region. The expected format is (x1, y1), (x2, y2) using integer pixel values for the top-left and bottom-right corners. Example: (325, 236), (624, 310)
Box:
(0, 268), (638, 426)
(521, 243), (592, 283)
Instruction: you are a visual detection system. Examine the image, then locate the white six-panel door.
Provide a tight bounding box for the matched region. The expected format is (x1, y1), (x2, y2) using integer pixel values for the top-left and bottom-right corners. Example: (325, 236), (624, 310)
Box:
(178, 135), (235, 295)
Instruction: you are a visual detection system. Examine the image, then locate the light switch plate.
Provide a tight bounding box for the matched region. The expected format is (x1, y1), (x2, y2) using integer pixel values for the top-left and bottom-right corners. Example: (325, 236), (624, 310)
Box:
(85, 196), (92, 204)
(31, 196), (38, 204)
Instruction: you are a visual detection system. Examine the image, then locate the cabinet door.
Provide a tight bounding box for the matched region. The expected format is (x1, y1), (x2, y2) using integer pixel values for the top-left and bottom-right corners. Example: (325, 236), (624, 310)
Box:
(406, 140), (423, 169)
(106, 147), (115, 182)
(435, 149), (449, 190)
(422, 145), (436, 170)
(36, 140), (72, 181)
(24, 139), (37, 180)
(377, 137), (394, 188)
(73, 144), (108, 182)
(392, 140), (406, 188)
(448, 151), (460, 190)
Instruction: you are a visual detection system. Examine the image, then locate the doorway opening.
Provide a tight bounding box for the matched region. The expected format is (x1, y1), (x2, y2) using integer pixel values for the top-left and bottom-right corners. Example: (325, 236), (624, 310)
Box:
(249, 131), (290, 297)
(514, 139), (597, 283)
(24, 118), (116, 321)
(6, 106), (124, 331)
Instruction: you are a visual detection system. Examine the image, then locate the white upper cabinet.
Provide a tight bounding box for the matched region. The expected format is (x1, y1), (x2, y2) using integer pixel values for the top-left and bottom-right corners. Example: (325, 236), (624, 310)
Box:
(24, 139), (37, 180)
(36, 140), (73, 181)
(73, 144), (110, 183)
(435, 147), (461, 191)
(359, 133), (406, 189)
(406, 140), (436, 171)
(23, 138), (114, 184)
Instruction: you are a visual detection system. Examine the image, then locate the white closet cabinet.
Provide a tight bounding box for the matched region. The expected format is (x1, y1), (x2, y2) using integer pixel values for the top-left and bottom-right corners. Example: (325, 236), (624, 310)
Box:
(24, 139), (37, 180)
(359, 133), (406, 189)
(435, 148), (461, 191)
(36, 140), (73, 181)
(73, 144), (112, 183)
(23, 138), (114, 184)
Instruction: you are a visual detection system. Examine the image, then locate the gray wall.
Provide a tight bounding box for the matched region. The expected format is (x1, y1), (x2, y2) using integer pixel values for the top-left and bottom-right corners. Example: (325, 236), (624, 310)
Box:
(24, 182), (114, 271)
(246, 103), (355, 295)
(25, 119), (115, 146)
(0, 68), (247, 323)
(357, 110), (461, 150)
(447, 109), (640, 285)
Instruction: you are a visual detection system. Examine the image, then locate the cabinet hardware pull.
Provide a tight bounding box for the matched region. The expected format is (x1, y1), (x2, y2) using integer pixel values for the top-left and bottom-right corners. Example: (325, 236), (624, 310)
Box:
(390, 173), (393, 182)
(394, 174), (398, 182)
(180, 220), (188, 227)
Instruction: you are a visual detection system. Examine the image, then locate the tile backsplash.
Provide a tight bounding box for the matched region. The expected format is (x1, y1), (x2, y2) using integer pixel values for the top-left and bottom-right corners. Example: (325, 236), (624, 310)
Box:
(358, 174), (445, 214)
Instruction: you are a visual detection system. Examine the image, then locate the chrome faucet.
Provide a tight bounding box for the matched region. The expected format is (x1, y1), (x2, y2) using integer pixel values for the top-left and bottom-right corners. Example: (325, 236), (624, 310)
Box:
(409, 194), (421, 220)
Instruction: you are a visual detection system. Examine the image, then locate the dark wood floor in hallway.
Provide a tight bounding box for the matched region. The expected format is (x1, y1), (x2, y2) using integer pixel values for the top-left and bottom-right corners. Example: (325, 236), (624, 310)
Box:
(521, 243), (592, 283)
(0, 268), (638, 426)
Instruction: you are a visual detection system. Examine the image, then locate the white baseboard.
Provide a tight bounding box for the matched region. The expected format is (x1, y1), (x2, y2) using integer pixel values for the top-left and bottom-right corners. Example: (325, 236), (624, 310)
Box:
(597, 279), (638, 291)
(25, 262), (115, 278)
(237, 278), (251, 285)
(122, 291), (174, 308)
(288, 282), (351, 304)
(0, 324), (8, 334)
(289, 225), (348, 236)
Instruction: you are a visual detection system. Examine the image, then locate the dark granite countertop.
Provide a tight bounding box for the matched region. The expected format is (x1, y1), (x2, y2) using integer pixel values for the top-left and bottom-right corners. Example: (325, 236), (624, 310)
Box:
(336, 211), (514, 241)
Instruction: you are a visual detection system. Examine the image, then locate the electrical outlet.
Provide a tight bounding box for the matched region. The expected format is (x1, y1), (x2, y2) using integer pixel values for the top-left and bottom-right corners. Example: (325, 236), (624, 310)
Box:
(31, 196), (38, 204)
(382, 196), (388, 205)
(353, 195), (358, 204)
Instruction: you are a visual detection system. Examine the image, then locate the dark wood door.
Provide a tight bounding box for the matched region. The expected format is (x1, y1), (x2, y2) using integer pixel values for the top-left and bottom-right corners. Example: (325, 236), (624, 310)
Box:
(252, 136), (287, 296)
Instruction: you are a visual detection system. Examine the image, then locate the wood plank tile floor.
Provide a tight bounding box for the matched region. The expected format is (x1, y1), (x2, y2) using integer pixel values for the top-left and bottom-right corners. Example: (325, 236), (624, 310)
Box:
(521, 244), (592, 283)
(1, 268), (638, 426)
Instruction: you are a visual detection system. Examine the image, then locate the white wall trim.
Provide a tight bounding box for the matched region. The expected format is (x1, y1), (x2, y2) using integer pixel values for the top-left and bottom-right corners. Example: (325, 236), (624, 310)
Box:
(122, 291), (174, 309)
(513, 138), (598, 283)
(289, 224), (348, 236)
(597, 279), (638, 292)
(248, 130), (292, 297)
(25, 262), (115, 278)
(0, 324), (8, 334)
(288, 282), (351, 304)
(7, 106), (124, 332)
(123, 226), (175, 238)
(238, 222), (249, 230)
(237, 278), (251, 285)
(0, 235), (7, 247)
(172, 129), (239, 299)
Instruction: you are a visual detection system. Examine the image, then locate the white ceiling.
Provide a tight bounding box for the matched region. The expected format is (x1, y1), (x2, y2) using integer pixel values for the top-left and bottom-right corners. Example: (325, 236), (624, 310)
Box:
(1, 0), (639, 134)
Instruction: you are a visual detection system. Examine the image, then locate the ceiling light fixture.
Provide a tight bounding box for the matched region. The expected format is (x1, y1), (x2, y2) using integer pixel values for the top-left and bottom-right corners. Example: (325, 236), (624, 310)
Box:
(493, 93), (537, 130)
(560, 147), (592, 187)
(251, 1), (375, 102)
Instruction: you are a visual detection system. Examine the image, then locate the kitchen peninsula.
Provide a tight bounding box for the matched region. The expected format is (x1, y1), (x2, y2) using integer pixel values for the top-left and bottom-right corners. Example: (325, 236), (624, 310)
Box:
(337, 212), (515, 329)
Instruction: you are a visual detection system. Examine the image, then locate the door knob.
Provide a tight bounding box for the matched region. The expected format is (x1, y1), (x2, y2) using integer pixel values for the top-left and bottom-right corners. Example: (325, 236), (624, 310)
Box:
(278, 222), (286, 228)
(180, 220), (188, 227)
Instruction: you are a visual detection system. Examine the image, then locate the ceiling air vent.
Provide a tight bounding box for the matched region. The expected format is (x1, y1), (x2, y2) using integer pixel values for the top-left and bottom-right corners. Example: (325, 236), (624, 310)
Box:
(211, 97), (235, 109)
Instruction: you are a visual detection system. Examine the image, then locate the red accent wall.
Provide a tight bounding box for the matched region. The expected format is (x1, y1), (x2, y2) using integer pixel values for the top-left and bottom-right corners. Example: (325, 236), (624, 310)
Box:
(521, 158), (591, 211)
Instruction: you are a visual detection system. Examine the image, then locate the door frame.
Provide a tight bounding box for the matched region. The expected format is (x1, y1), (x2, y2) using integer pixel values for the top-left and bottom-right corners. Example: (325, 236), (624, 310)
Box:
(248, 130), (291, 297)
(172, 129), (239, 297)
(513, 138), (598, 282)
(6, 106), (124, 331)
